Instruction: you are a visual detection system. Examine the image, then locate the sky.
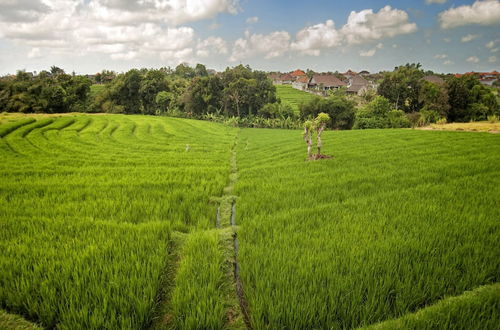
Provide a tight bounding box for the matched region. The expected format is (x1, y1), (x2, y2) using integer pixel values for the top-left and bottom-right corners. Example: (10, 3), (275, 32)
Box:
(0, 0), (499, 75)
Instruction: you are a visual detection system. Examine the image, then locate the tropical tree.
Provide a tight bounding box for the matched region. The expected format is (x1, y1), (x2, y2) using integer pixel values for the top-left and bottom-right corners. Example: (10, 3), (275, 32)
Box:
(303, 113), (331, 159)
(315, 112), (330, 155)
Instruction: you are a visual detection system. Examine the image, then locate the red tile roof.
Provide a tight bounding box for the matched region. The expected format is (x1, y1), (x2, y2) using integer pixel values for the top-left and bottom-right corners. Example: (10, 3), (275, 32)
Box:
(290, 69), (306, 77)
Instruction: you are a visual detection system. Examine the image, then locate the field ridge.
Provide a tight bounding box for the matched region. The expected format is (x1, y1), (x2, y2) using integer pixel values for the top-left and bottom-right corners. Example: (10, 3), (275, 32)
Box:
(360, 283), (500, 329)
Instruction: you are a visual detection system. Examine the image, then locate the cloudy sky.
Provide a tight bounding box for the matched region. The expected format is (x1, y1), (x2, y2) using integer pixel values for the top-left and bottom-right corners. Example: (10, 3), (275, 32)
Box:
(0, 0), (499, 75)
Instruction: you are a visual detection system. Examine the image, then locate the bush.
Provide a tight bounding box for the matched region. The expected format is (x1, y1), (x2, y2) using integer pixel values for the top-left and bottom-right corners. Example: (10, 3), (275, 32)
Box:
(407, 112), (421, 128)
(387, 110), (411, 128)
(419, 110), (440, 126)
(300, 95), (355, 129)
(436, 117), (448, 125)
(488, 115), (498, 123)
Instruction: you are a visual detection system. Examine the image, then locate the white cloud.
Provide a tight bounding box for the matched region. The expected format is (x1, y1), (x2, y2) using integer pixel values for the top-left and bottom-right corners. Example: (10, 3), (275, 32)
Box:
(439, 0), (500, 29)
(435, 54), (448, 59)
(290, 20), (341, 55)
(443, 38), (451, 43)
(392, 44), (398, 48)
(0, 0), (240, 65)
(229, 30), (291, 61)
(360, 49), (377, 57)
(246, 16), (259, 24)
(27, 47), (42, 59)
(288, 6), (416, 56)
(489, 56), (497, 62)
(85, 0), (240, 26)
(461, 34), (479, 42)
(444, 60), (454, 65)
(492, 47), (499, 52)
(341, 6), (417, 45)
(196, 37), (228, 57)
(486, 41), (496, 48)
(426, 0), (447, 4)
(467, 56), (480, 63)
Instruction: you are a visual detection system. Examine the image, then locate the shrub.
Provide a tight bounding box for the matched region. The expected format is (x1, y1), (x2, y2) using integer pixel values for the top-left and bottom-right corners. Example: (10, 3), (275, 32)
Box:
(488, 115), (498, 123)
(387, 110), (411, 128)
(407, 112), (421, 128)
(419, 110), (440, 126)
(436, 117), (447, 125)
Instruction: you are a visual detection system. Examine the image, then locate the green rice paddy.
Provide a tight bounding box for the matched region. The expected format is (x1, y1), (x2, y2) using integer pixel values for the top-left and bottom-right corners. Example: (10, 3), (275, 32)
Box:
(0, 114), (498, 329)
(275, 84), (317, 112)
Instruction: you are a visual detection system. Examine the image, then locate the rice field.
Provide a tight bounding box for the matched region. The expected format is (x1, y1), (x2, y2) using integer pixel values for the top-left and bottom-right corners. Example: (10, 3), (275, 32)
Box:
(0, 114), (236, 328)
(275, 84), (317, 112)
(235, 128), (500, 329)
(1, 114), (499, 329)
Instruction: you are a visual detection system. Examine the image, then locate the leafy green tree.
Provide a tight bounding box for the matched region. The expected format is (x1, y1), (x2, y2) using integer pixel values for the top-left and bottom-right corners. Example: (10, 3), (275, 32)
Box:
(182, 76), (223, 116)
(315, 112), (330, 155)
(447, 75), (498, 121)
(300, 94), (355, 129)
(354, 96), (403, 129)
(155, 91), (173, 114)
(175, 63), (195, 78)
(194, 64), (208, 77)
(140, 70), (168, 115)
(378, 63), (424, 112)
(418, 80), (450, 117)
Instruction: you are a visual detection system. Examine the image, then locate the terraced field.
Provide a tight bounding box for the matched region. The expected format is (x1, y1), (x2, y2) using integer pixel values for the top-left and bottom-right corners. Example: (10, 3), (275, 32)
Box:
(0, 114), (238, 329)
(275, 84), (317, 112)
(1, 114), (499, 329)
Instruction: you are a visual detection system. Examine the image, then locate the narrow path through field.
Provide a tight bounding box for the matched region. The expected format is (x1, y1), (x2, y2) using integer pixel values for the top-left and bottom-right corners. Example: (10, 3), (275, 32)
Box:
(151, 129), (250, 330)
(224, 130), (253, 330)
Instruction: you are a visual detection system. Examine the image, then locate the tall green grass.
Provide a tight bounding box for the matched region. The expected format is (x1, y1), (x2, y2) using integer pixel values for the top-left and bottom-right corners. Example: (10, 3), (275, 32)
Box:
(363, 283), (500, 329)
(235, 128), (500, 329)
(169, 230), (228, 329)
(0, 114), (236, 328)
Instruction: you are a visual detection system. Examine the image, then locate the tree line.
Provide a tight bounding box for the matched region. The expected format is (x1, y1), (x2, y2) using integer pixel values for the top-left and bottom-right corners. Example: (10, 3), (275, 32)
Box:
(0, 63), (498, 130)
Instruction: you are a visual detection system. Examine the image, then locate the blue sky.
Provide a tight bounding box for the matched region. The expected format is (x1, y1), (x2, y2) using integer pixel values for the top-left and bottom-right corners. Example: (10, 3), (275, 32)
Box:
(0, 0), (498, 75)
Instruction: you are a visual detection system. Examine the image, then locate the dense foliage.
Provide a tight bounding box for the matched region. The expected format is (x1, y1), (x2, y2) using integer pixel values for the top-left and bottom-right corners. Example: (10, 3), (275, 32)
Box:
(0, 63), (498, 130)
(299, 92), (355, 129)
(377, 63), (499, 125)
(0, 67), (92, 113)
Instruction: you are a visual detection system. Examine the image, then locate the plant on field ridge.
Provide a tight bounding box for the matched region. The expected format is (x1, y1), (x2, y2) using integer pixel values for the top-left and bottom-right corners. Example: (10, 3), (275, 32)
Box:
(303, 113), (331, 159)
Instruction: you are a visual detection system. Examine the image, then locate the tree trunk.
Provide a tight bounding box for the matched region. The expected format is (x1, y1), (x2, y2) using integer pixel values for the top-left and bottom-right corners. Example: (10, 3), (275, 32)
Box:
(317, 124), (325, 155)
(307, 137), (312, 158)
(304, 126), (312, 158)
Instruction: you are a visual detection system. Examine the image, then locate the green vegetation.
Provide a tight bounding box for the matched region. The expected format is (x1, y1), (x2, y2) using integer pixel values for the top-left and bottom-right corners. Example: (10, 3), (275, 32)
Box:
(1, 114), (498, 329)
(0, 310), (42, 330)
(378, 63), (498, 124)
(169, 230), (229, 329)
(363, 284), (500, 330)
(0, 115), (236, 328)
(235, 128), (499, 329)
(275, 84), (316, 112)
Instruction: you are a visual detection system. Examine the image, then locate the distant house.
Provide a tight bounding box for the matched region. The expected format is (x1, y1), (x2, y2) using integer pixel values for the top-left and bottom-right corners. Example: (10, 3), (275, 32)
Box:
(309, 74), (347, 91)
(343, 69), (357, 79)
(268, 73), (282, 84)
(453, 71), (499, 86)
(280, 73), (294, 85)
(290, 69), (306, 78)
(358, 70), (370, 76)
(422, 75), (445, 85)
(346, 75), (370, 95)
(292, 76), (310, 90)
